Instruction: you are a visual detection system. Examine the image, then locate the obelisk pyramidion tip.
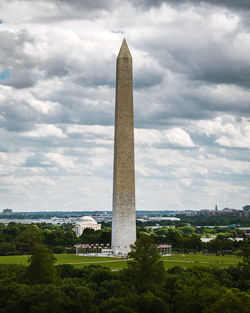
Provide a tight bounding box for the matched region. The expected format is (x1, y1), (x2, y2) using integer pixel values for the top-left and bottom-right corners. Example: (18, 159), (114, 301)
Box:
(117, 38), (132, 58)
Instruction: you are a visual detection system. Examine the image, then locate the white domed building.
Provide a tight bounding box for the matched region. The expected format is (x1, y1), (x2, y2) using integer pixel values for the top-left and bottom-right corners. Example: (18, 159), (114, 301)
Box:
(75, 216), (101, 237)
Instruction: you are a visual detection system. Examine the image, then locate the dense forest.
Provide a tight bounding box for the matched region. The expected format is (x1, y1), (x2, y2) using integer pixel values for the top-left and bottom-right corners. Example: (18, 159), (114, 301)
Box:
(0, 235), (249, 313)
(0, 221), (247, 256)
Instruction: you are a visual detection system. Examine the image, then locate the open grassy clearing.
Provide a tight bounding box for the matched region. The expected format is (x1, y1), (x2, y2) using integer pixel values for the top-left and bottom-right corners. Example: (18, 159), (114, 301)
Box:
(0, 253), (241, 269)
(162, 254), (240, 268)
(0, 254), (29, 265)
(0, 254), (119, 266)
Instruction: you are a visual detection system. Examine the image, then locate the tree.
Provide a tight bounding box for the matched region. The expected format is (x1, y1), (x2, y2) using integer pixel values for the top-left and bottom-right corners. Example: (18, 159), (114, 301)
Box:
(205, 289), (250, 313)
(98, 291), (170, 313)
(126, 235), (166, 293)
(240, 242), (250, 265)
(99, 297), (137, 313)
(207, 238), (234, 256)
(0, 264), (26, 283)
(61, 281), (96, 313)
(80, 228), (102, 244)
(2, 222), (20, 238)
(0, 242), (16, 256)
(100, 229), (111, 244)
(4, 284), (65, 313)
(183, 234), (203, 251)
(16, 225), (44, 249)
(179, 226), (196, 236)
(63, 231), (77, 246)
(171, 267), (226, 313)
(27, 243), (57, 284)
(137, 291), (170, 313)
(165, 229), (182, 247)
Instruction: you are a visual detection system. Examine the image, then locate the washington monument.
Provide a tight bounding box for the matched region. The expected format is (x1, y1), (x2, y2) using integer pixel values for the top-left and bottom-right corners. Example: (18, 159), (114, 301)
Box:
(111, 39), (136, 256)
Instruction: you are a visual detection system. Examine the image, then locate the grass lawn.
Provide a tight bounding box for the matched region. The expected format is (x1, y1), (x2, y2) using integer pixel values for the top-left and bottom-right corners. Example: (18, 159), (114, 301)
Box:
(162, 254), (240, 268)
(0, 253), (241, 270)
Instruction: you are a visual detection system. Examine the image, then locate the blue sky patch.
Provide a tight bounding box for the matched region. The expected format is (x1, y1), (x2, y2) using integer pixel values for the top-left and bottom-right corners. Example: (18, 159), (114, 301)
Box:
(111, 30), (124, 34)
(0, 69), (11, 80)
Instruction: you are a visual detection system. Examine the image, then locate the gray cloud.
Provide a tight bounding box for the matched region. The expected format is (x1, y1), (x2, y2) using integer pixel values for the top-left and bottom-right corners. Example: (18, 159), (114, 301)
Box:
(6, 0), (116, 22)
(173, 47), (250, 88)
(3, 70), (35, 89)
(131, 0), (250, 10)
(0, 145), (8, 152)
(134, 66), (164, 89)
(53, 0), (114, 10)
(0, 0), (250, 210)
(0, 29), (37, 89)
(23, 153), (53, 168)
(134, 31), (250, 91)
(44, 57), (69, 78)
(0, 101), (38, 132)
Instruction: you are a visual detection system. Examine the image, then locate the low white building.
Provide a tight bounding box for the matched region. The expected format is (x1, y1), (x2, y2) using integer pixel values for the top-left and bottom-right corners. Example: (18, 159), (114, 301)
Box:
(75, 216), (101, 237)
(237, 227), (250, 236)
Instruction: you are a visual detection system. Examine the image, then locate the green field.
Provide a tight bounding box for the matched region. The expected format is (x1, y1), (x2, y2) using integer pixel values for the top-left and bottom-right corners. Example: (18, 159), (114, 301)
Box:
(162, 254), (240, 268)
(0, 253), (241, 270)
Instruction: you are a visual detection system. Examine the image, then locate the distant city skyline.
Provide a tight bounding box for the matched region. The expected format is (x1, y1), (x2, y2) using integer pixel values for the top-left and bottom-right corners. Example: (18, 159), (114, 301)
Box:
(0, 0), (250, 211)
(1, 204), (249, 213)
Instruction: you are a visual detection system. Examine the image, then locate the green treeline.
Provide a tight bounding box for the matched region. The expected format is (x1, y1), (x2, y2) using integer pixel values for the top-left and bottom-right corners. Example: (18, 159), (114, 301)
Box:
(0, 222), (248, 256)
(0, 222), (111, 255)
(0, 235), (250, 313)
(175, 215), (250, 227)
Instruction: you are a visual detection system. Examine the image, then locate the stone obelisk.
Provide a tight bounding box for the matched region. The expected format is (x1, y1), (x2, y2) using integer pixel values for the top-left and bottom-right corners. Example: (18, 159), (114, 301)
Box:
(112, 39), (136, 256)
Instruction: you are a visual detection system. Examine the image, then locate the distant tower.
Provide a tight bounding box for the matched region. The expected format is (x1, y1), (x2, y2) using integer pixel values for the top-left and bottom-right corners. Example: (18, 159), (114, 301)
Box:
(215, 204), (218, 211)
(111, 39), (136, 256)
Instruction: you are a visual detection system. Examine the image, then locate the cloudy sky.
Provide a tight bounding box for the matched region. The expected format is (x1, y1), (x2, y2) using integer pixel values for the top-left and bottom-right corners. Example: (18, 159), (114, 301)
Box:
(0, 0), (250, 211)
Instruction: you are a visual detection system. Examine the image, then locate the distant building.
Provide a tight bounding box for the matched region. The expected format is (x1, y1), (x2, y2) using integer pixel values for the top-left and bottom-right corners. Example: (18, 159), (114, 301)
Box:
(75, 216), (101, 237)
(237, 227), (250, 236)
(221, 208), (238, 216)
(149, 217), (180, 222)
(243, 210), (250, 217)
(137, 216), (180, 223)
(243, 205), (250, 211)
(181, 206), (248, 217)
(2, 209), (13, 215)
(157, 244), (172, 255)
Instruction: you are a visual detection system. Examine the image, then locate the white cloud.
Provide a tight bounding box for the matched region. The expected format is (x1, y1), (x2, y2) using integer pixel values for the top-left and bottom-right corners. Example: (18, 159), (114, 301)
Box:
(45, 152), (75, 169)
(135, 127), (195, 147)
(196, 115), (250, 149)
(67, 125), (113, 137)
(163, 128), (195, 147)
(22, 124), (67, 138)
